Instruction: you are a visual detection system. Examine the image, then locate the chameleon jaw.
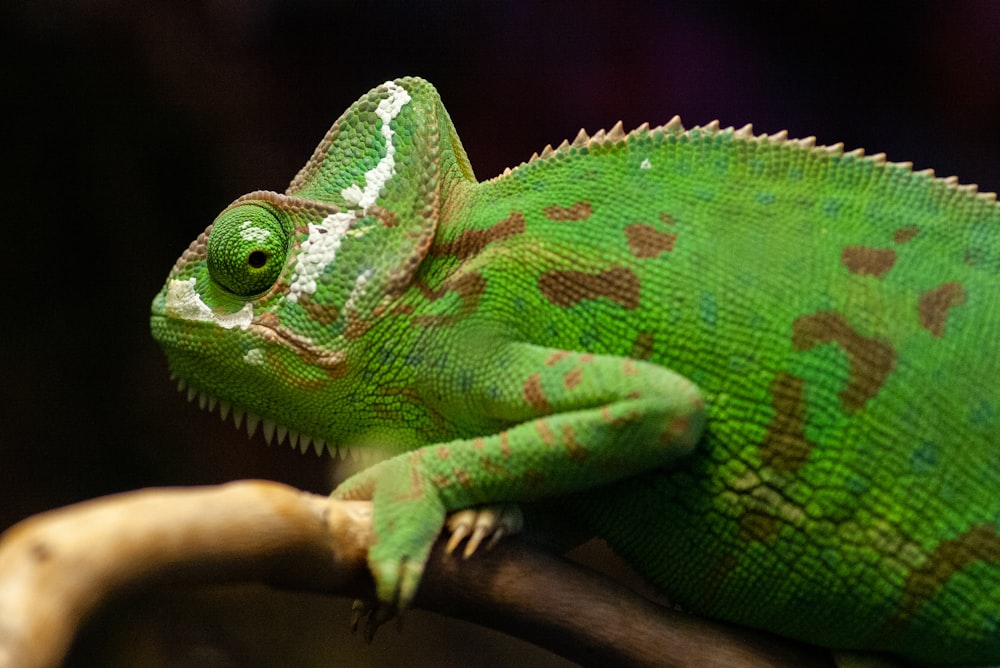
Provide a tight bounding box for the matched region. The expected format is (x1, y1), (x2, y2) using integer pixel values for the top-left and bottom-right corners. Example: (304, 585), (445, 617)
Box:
(174, 374), (335, 457)
(173, 382), (397, 476)
(172, 375), (393, 468)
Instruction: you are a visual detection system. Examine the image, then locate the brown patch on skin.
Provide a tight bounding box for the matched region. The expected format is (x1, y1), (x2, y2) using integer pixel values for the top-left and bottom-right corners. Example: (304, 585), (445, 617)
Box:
(739, 511), (781, 545)
(599, 405), (627, 426)
(561, 424), (586, 460)
(545, 350), (571, 366)
(579, 353), (595, 363)
(563, 367), (583, 390)
(663, 416), (690, 441)
(448, 272), (487, 303)
(256, 311), (281, 329)
(431, 474), (452, 489)
(436, 446), (450, 460)
(659, 416), (691, 451)
(390, 303), (415, 316)
(536, 420), (557, 446)
(413, 271), (488, 327)
(252, 319), (348, 378)
(623, 360), (638, 376)
(523, 374), (551, 413)
(323, 364), (351, 381)
(659, 212), (677, 226)
(263, 278), (291, 302)
(374, 207), (399, 228)
(632, 332), (655, 360)
(625, 223), (677, 257)
(386, 253), (425, 298)
(840, 246), (897, 278)
(499, 431), (512, 458)
(897, 523), (1000, 622)
(343, 312), (375, 340)
(792, 312), (896, 412)
(430, 212), (526, 259)
(392, 451), (427, 502)
(481, 457), (511, 477)
(538, 267), (641, 310)
(543, 201), (592, 221)
(760, 373), (815, 473)
(415, 272), (487, 306)
(455, 469), (473, 487)
(918, 282), (967, 338)
(893, 225), (920, 244)
(473, 437), (486, 450)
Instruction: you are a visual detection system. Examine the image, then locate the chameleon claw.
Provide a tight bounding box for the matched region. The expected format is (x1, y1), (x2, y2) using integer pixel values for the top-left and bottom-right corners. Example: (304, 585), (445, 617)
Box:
(350, 599), (371, 632)
(445, 505), (525, 557)
(350, 598), (402, 643)
(445, 509), (476, 554)
(484, 526), (507, 552)
(464, 524), (489, 557)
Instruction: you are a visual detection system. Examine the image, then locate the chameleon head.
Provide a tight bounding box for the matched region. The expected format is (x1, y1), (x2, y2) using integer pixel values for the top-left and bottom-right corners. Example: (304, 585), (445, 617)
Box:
(149, 191), (375, 452)
(150, 77), (474, 454)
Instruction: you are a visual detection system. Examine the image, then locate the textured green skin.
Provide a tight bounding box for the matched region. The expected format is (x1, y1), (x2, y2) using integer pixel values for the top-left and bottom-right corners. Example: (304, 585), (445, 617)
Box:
(151, 77), (1000, 665)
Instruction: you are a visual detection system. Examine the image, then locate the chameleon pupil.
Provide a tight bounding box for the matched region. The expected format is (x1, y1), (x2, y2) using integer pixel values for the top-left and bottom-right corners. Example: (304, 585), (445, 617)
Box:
(248, 251), (268, 268)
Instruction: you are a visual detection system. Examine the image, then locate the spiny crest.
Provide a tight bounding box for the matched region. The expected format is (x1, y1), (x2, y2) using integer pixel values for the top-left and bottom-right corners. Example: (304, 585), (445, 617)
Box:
(493, 116), (997, 203)
(171, 372), (389, 466)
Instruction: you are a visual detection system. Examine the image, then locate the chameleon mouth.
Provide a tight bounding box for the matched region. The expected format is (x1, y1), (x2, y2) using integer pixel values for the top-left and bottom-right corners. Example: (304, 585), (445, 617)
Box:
(172, 374), (345, 459)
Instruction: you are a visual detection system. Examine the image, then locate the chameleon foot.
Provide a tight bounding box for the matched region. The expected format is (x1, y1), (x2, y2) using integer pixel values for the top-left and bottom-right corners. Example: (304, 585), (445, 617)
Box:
(445, 504), (524, 558)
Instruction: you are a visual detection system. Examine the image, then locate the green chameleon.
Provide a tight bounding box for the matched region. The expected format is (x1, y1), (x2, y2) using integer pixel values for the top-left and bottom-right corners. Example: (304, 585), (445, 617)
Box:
(151, 77), (1000, 665)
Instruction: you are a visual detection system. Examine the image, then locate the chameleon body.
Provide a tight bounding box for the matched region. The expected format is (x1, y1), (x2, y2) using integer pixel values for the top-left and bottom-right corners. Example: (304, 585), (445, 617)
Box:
(151, 77), (1000, 665)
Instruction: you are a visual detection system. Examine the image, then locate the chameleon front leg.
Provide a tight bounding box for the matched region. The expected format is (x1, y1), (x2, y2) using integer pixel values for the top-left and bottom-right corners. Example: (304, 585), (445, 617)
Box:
(332, 342), (706, 611)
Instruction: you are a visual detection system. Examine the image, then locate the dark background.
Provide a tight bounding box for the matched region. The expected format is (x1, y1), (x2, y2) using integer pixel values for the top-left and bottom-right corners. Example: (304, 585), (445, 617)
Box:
(3, 1), (999, 664)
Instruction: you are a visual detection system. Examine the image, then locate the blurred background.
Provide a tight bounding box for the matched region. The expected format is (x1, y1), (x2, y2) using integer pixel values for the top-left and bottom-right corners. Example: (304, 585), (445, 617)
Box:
(3, 1), (999, 665)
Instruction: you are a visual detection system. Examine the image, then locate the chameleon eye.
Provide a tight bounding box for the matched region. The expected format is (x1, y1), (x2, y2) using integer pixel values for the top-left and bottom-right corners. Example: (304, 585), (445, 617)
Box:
(206, 204), (289, 297)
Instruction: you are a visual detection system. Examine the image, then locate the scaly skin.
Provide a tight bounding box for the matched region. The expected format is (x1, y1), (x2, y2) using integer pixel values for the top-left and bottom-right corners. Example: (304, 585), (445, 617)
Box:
(151, 77), (1000, 665)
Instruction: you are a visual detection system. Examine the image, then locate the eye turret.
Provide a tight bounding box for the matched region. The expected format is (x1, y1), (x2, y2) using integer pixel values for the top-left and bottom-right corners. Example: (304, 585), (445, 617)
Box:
(206, 204), (289, 297)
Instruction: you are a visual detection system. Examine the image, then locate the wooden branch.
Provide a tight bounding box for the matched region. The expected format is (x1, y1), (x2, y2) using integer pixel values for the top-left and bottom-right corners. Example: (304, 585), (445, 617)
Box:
(0, 481), (833, 667)
(0, 481), (372, 667)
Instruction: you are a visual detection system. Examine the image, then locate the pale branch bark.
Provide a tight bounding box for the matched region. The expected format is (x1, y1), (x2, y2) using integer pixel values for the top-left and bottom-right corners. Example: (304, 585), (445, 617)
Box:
(0, 481), (834, 668)
(0, 481), (372, 668)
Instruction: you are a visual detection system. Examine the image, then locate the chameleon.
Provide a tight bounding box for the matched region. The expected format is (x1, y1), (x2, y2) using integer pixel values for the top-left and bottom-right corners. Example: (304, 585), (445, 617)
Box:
(150, 76), (1000, 665)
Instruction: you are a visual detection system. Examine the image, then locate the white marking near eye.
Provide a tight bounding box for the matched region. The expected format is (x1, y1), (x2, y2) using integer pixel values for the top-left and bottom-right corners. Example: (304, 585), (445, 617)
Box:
(341, 81), (412, 211)
(243, 348), (265, 366)
(164, 277), (253, 329)
(287, 211), (357, 303)
(343, 268), (374, 314)
(239, 220), (271, 243)
(640, 158), (652, 170)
